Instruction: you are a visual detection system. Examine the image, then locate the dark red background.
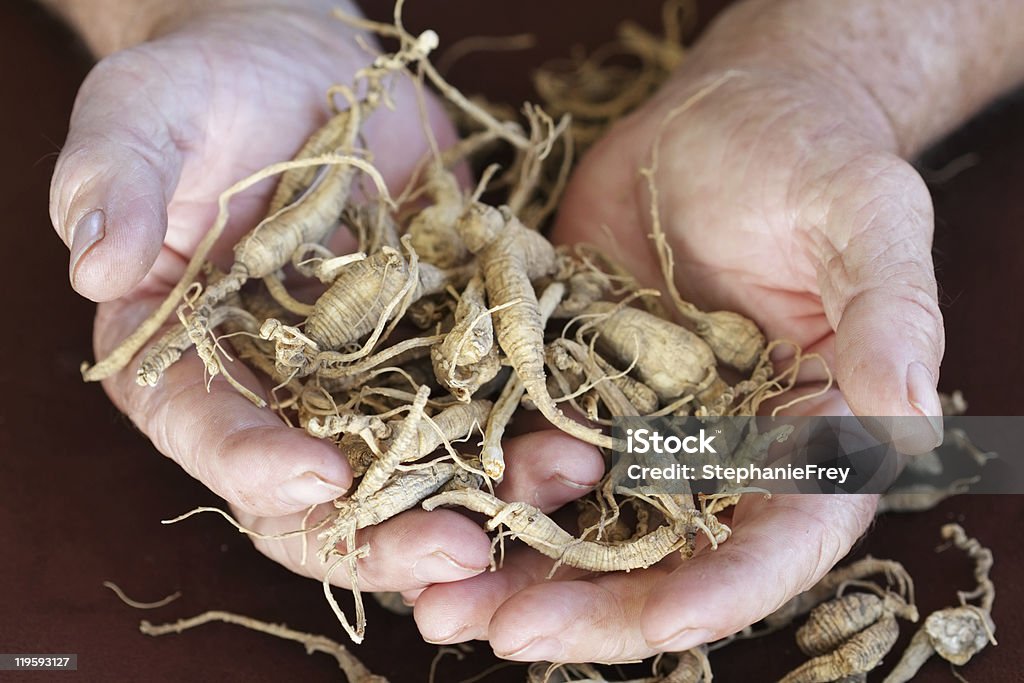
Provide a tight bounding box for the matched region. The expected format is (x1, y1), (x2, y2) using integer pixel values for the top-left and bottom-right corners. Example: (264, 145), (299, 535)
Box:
(0, 1), (1020, 681)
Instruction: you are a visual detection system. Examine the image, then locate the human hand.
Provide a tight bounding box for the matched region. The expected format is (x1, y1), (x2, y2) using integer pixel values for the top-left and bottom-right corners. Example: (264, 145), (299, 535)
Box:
(47, 0), (513, 602)
(404, 0), (1010, 663)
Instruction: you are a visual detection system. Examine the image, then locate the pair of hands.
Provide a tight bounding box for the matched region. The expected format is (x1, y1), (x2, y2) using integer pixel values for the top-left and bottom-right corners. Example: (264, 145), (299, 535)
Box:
(50, 0), (947, 663)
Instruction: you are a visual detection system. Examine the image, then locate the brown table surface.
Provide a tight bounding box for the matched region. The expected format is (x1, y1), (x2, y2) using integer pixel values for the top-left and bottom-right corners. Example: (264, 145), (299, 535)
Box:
(1, 1), (1021, 681)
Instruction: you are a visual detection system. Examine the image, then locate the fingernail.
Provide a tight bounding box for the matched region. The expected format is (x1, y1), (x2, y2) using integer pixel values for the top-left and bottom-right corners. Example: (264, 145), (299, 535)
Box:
(413, 551), (485, 583)
(277, 471), (347, 507)
(69, 209), (105, 284)
(423, 624), (466, 644)
(533, 474), (595, 508)
(906, 361), (943, 445)
(648, 627), (714, 652)
(497, 636), (565, 661)
(554, 473), (595, 491)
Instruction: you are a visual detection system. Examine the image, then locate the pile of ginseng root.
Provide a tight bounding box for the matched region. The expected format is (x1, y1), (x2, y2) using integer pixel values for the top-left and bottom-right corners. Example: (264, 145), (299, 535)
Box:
(83, 3), (997, 682)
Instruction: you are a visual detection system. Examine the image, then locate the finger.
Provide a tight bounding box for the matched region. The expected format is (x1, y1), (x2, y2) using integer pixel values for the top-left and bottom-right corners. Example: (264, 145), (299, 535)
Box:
(236, 507), (491, 593)
(50, 47), (203, 301)
(413, 543), (587, 645)
(640, 494), (877, 652)
(495, 430), (604, 511)
(812, 154), (944, 452)
(487, 569), (671, 662)
(99, 296), (352, 517)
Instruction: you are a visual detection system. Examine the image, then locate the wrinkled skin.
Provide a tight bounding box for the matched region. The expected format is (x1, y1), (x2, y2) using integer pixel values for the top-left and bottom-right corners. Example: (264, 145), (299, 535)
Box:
(408, 3), (959, 664)
(51, 0), (1001, 666)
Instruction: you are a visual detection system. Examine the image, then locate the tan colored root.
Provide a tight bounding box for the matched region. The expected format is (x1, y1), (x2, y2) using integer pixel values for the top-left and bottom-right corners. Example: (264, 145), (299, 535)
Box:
(316, 334), (444, 381)
(137, 305), (256, 387)
(102, 581), (181, 610)
(262, 273), (316, 317)
(780, 614), (899, 683)
(876, 477), (978, 515)
(594, 354), (659, 415)
(333, 6), (530, 151)
(293, 244), (369, 283)
(139, 611), (385, 683)
(307, 411), (390, 441)
(796, 592), (917, 658)
(884, 607), (995, 683)
(479, 282), (568, 480)
(424, 489), (728, 574)
(480, 373), (524, 481)
(268, 105), (359, 213)
(432, 275), (507, 401)
(941, 523), (995, 613)
(354, 385), (431, 500)
(760, 556), (914, 634)
(314, 461), (461, 644)
(507, 104), (571, 215)
(458, 203), (616, 449)
(407, 165), (470, 268)
(660, 647), (712, 683)
(884, 523), (999, 680)
(419, 399), (492, 459)
(583, 301), (722, 406)
(556, 338), (649, 417)
(84, 151), (392, 385)
(439, 275), (493, 367)
(161, 506), (332, 542)
(80, 157), (333, 382)
(882, 627), (939, 683)
(351, 462), (460, 529)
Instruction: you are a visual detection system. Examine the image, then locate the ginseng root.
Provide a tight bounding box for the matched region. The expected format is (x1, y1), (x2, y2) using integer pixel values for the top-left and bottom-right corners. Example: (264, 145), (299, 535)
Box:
(796, 591), (917, 657)
(780, 614), (899, 683)
(456, 202), (616, 450)
(883, 524), (996, 682)
(140, 611), (386, 683)
(583, 301), (727, 408)
(423, 489), (729, 573)
(758, 556), (914, 634)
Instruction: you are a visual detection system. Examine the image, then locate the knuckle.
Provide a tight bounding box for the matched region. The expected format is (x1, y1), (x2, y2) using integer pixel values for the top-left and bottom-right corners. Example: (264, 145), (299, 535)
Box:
(207, 421), (294, 514)
(799, 497), (875, 591)
(801, 151), (933, 247)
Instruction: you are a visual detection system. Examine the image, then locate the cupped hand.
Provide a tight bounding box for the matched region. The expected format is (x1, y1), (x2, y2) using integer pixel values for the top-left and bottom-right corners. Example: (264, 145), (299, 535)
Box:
(409, 13), (945, 662)
(49, 1), (506, 598)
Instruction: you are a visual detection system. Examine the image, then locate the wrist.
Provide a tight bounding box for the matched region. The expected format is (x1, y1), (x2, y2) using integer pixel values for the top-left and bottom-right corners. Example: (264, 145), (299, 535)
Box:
(688, 0), (1024, 157)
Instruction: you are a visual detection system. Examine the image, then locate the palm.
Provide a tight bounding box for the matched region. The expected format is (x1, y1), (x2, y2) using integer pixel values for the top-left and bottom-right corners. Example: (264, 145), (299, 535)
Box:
(552, 76), (875, 379)
(408, 76), (903, 661)
(65, 8), (503, 607)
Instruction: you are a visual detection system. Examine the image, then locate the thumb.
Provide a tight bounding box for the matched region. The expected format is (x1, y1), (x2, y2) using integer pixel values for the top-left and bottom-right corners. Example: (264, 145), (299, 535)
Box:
(50, 49), (190, 302)
(815, 155), (945, 453)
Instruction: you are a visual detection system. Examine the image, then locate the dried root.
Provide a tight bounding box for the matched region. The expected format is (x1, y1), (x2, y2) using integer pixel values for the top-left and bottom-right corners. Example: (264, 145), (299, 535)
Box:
(883, 524), (996, 682)
(758, 556), (914, 634)
(424, 489), (728, 574)
(778, 560), (918, 682)
(780, 614), (900, 683)
(140, 611), (386, 683)
(92, 1), (821, 660)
